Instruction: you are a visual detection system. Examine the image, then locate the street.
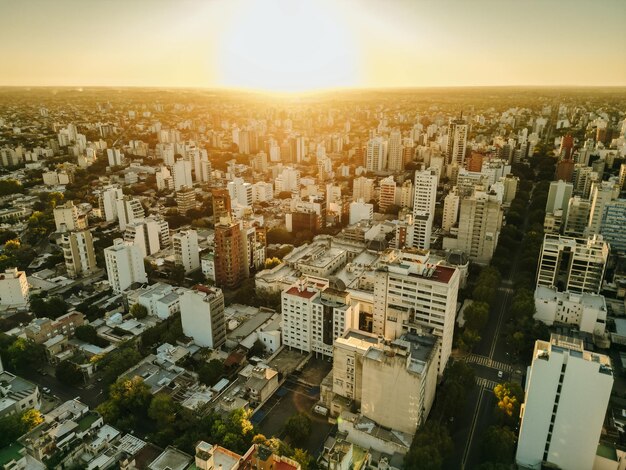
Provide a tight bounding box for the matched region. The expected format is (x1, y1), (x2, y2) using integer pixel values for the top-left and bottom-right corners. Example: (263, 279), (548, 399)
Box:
(20, 368), (108, 410)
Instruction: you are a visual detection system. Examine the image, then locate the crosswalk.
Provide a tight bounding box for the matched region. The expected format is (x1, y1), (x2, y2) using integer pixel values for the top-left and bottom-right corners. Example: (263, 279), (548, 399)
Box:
(463, 354), (514, 373)
(475, 377), (499, 390)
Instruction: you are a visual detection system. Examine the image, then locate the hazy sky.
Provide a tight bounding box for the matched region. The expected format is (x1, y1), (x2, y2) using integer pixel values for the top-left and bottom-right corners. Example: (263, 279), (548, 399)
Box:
(1, 0), (625, 91)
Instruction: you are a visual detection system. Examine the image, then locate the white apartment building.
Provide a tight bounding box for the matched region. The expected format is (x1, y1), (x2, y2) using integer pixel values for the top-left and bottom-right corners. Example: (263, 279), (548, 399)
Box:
(252, 182), (273, 203)
(180, 285), (226, 348)
(398, 180), (414, 209)
(173, 229), (200, 273)
(274, 167), (300, 194)
(409, 168), (438, 250)
(442, 190), (459, 233)
(537, 234), (608, 294)
(545, 180), (573, 220)
(116, 196), (145, 231)
(516, 335), (613, 470)
(586, 181), (619, 236)
(172, 159), (193, 191)
(60, 229), (97, 279)
(452, 191), (503, 264)
(128, 282), (187, 320)
(0, 268), (29, 307)
(281, 279), (359, 358)
(387, 129), (404, 172)
(352, 176), (375, 203)
(534, 285), (607, 335)
(365, 136), (387, 173)
(155, 165), (174, 191)
(124, 219), (162, 258)
(349, 201), (374, 225)
(53, 200), (86, 232)
(106, 148), (123, 166)
(104, 239), (147, 293)
(99, 185), (123, 222)
(372, 249), (460, 375)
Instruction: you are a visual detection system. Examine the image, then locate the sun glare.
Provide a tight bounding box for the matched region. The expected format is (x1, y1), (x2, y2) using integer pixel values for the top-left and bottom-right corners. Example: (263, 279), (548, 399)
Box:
(216, 0), (360, 93)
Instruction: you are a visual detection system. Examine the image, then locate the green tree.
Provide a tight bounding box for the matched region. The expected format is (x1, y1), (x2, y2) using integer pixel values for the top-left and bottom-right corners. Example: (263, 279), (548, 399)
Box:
(0, 179), (23, 196)
(148, 393), (177, 426)
(267, 228), (294, 245)
(199, 359), (225, 386)
(405, 422), (453, 470)
(463, 301), (490, 331)
(481, 425), (517, 464)
(284, 413), (311, 446)
(6, 337), (45, 372)
(130, 303), (148, 319)
(56, 360), (83, 386)
(46, 296), (69, 319)
(75, 325), (98, 344)
(292, 448), (312, 470)
(248, 339), (266, 357)
(459, 329), (481, 353)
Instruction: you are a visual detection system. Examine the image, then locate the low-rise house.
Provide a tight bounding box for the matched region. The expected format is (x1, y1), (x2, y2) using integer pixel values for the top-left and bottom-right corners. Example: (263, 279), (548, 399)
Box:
(0, 363), (40, 418)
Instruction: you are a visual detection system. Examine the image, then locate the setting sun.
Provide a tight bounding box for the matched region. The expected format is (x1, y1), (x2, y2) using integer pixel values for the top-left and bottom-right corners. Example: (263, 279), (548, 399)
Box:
(215, 0), (360, 92)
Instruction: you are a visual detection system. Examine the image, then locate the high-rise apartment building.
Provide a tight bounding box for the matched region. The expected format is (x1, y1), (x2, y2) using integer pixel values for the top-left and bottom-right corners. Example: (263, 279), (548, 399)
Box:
(116, 195), (145, 231)
(352, 176), (375, 203)
(172, 159), (193, 191)
(99, 185), (123, 222)
(563, 196), (591, 237)
(536, 234), (609, 294)
(124, 217), (169, 258)
(176, 186), (196, 215)
(214, 219), (248, 289)
(586, 181), (618, 236)
(365, 136), (387, 173)
(455, 191), (502, 264)
(180, 285), (226, 348)
(387, 129), (404, 172)
(60, 229), (97, 279)
(378, 176), (396, 213)
(442, 190), (460, 233)
(173, 229), (200, 274)
(53, 200), (86, 232)
(398, 180), (414, 209)
(328, 329), (438, 435)
(545, 180), (573, 221)
(0, 268), (29, 307)
(372, 249), (460, 375)
(104, 239), (147, 293)
(409, 168), (438, 250)
(212, 189), (232, 220)
(281, 279), (358, 357)
(600, 199), (626, 253)
(516, 335), (613, 470)
(446, 118), (468, 165)
(106, 148), (123, 166)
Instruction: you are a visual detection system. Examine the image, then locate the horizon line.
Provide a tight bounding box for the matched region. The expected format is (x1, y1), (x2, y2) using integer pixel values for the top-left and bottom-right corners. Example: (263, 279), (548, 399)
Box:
(1, 83), (626, 96)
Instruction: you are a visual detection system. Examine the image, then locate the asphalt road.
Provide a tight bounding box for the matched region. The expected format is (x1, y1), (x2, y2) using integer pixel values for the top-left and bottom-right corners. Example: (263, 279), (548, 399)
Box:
(20, 368), (108, 410)
(452, 184), (536, 469)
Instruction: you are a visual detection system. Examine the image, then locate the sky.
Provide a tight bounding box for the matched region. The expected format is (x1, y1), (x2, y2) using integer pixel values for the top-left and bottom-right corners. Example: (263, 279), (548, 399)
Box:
(0, 0), (625, 92)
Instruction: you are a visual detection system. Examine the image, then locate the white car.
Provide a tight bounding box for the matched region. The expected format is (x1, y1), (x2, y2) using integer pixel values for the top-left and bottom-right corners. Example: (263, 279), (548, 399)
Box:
(497, 370), (503, 379)
(42, 387), (51, 394)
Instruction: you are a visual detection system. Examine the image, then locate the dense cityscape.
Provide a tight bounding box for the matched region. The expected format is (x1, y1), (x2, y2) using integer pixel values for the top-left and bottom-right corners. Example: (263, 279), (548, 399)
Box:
(1, 0), (626, 469)
(0, 86), (624, 470)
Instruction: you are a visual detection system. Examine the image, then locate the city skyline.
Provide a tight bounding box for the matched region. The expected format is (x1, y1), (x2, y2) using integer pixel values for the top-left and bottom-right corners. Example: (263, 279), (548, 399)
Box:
(1, 0), (625, 92)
